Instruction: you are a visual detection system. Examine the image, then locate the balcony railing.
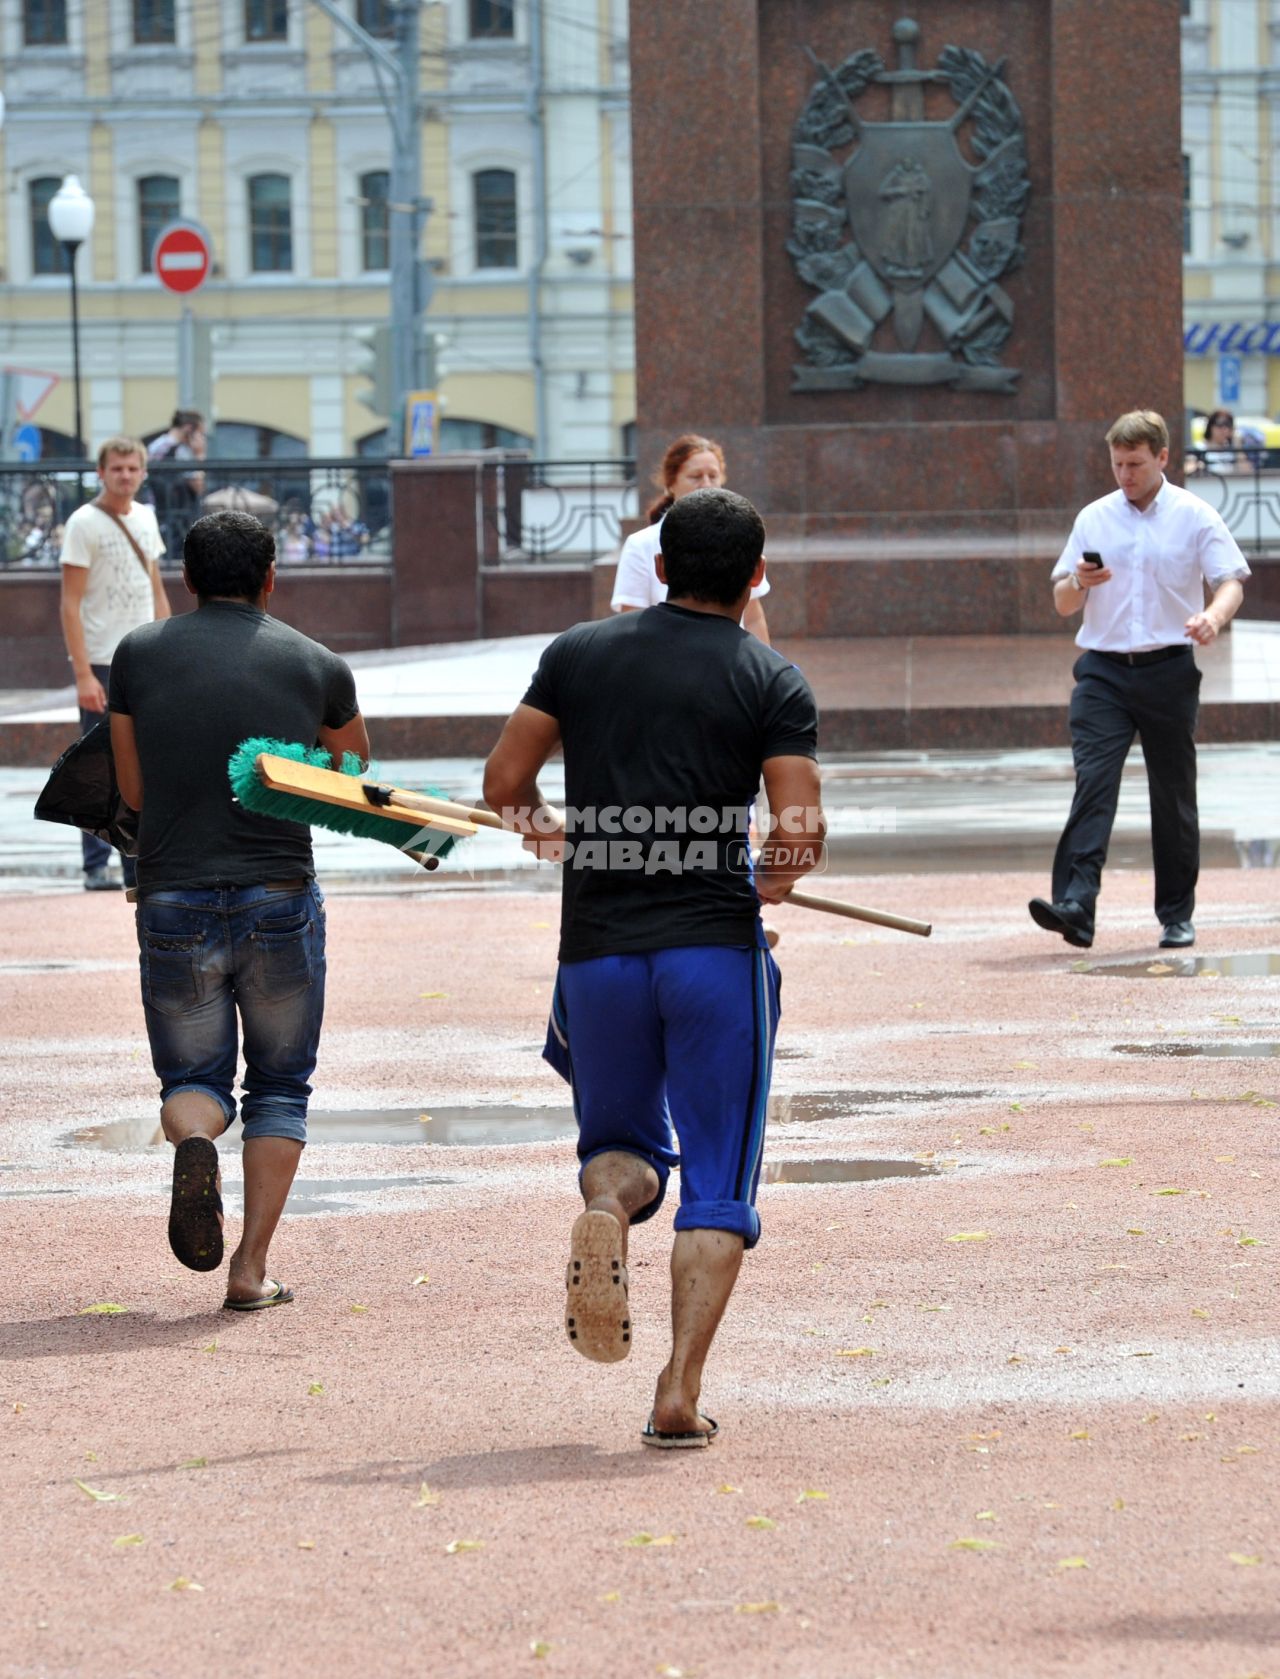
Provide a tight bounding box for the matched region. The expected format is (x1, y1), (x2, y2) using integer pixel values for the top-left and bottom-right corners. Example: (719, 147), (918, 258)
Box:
(478, 457), (638, 563)
(0, 456), (392, 571)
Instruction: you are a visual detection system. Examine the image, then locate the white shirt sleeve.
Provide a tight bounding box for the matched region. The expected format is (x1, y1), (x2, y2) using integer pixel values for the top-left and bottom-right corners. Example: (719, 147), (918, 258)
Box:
(1196, 507), (1251, 585)
(610, 528), (663, 610)
(1051, 517), (1086, 582)
(59, 508), (94, 570)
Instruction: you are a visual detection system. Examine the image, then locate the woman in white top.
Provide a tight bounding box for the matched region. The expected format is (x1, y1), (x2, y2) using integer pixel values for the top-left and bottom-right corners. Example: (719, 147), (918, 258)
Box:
(611, 434), (771, 642)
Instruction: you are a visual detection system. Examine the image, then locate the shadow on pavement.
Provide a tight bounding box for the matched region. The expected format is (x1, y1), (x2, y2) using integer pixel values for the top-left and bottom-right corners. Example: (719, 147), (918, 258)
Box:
(0, 1309), (226, 1359)
(313, 1443), (669, 1490)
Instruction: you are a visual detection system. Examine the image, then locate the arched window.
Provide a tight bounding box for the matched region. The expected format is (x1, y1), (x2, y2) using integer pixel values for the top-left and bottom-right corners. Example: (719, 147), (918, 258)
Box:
(439, 418), (532, 451)
(138, 175), (180, 272)
(29, 177), (62, 277)
(248, 174), (293, 272)
(474, 169), (517, 269)
(359, 170), (390, 271)
(469, 0), (514, 39)
(24, 0), (67, 44)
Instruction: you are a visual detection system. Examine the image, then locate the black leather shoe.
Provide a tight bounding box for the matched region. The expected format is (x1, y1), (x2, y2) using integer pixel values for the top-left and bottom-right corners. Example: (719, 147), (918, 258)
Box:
(1028, 897), (1094, 948)
(1158, 920), (1195, 948)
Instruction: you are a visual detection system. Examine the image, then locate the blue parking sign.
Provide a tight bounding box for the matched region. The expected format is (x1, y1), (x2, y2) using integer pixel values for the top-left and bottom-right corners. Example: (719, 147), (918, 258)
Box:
(1218, 354), (1241, 407)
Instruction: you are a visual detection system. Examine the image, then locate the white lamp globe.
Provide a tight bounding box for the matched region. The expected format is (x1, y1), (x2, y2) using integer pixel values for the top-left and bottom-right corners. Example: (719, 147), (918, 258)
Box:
(48, 175), (95, 244)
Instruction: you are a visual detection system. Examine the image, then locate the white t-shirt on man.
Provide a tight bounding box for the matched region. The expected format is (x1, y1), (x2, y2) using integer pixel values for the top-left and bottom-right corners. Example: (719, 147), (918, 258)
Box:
(60, 502), (166, 665)
(610, 518), (772, 611)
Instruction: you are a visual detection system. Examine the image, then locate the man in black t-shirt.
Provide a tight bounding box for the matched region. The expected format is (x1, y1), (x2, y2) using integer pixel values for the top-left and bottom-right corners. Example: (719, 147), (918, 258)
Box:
(110, 511), (369, 1311)
(484, 488), (825, 1449)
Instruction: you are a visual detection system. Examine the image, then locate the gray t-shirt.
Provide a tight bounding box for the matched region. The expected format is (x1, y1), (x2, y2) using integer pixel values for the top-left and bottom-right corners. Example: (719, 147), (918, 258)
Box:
(109, 601), (359, 891)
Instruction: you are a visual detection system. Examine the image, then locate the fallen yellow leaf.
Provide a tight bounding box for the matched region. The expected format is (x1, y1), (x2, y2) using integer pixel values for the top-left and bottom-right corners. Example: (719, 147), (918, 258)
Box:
(599, 1591), (621, 1603)
(796, 1489), (828, 1503)
(735, 1602), (780, 1614)
(418, 991), (449, 1000)
(73, 1481), (121, 1503)
(1098, 1158), (1134, 1168)
(715, 1484), (740, 1495)
(975, 1510), (997, 1523)
(1068, 1430), (1091, 1442)
(168, 1577), (203, 1592)
(414, 1484), (441, 1508)
(1057, 1557), (1090, 1570)
(297, 1540), (315, 1550)
(1228, 1552), (1262, 1567)
(177, 1457), (207, 1470)
(444, 1539), (485, 1555)
(307, 1381), (325, 1396)
(626, 1532), (677, 1547)
(78, 1303), (127, 1316)
(112, 1534), (145, 1548)
(745, 1515), (776, 1530)
(835, 1347), (876, 1358)
(1153, 1188), (1187, 1196)
(349, 1304), (368, 1314)
(949, 1537), (1000, 1552)
(530, 1640), (553, 1658)
(946, 1232), (990, 1243)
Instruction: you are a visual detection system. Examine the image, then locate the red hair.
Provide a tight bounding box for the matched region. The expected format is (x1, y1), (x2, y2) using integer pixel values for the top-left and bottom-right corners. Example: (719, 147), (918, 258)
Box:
(645, 433), (727, 523)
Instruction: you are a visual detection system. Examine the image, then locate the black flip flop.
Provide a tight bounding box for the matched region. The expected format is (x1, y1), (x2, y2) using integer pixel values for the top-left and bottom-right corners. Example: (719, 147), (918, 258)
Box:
(222, 1280), (294, 1313)
(168, 1136), (224, 1273)
(641, 1413), (719, 1450)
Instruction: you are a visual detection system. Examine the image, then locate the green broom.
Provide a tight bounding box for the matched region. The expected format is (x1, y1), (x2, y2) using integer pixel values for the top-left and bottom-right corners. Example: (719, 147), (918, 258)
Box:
(227, 737), (468, 868)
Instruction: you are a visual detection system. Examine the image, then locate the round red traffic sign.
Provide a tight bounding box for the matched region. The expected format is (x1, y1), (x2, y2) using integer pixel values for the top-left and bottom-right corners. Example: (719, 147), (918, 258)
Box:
(152, 221), (212, 295)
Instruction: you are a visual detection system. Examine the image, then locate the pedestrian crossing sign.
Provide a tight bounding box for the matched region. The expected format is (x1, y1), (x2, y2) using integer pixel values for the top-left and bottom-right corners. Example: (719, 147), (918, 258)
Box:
(406, 391), (438, 458)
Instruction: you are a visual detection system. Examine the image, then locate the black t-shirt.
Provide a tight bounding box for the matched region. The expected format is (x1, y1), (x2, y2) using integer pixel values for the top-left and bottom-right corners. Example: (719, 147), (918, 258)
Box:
(522, 603), (818, 962)
(109, 601), (359, 891)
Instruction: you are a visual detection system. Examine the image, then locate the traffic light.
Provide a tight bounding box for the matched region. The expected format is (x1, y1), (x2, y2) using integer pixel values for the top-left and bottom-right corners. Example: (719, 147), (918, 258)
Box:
(354, 324), (392, 418)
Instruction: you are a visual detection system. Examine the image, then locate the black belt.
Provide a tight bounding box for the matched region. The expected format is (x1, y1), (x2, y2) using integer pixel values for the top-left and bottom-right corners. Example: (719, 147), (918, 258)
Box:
(1094, 646), (1190, 668)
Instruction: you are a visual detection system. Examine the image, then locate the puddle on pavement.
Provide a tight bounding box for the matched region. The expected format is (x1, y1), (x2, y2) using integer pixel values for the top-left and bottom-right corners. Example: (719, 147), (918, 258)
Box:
(0, 959), (131, 975)
(67, 1088), (993, 1156)
(1113, 1041), (1280, 1059)
(760, 1157), (942, 1185)
(228, 1175), (451, 1216)
(0, 1186), (75, 1198)
(1082, 951), (1280, 979)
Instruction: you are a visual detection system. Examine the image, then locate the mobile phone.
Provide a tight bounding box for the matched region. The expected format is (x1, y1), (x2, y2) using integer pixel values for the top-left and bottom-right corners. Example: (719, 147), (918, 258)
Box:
(1081, 551), (1104, 569)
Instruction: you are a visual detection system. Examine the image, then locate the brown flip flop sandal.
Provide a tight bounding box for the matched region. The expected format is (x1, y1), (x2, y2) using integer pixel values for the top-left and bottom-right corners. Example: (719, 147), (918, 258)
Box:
(222, 1281), (294, 1313)
(564, 1210), (631, 1362)
(168, 1136), (224, 1273)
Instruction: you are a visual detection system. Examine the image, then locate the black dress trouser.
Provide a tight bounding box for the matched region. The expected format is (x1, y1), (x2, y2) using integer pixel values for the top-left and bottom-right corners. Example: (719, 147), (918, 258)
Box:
(1051, 648), (1201, 929)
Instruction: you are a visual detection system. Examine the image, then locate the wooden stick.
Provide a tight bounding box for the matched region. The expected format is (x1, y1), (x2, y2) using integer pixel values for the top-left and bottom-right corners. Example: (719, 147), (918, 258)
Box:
(784, 888), (932, 938)
(260, 757), (933, 934)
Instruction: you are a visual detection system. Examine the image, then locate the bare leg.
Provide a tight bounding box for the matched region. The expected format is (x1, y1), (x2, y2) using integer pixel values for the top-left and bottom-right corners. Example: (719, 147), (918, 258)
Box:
(579, 1150), (660, 1259)
(161, 1090), (225, 1146)
(225, 1136), (303, 1305)
(651, 1229), (744, 1437)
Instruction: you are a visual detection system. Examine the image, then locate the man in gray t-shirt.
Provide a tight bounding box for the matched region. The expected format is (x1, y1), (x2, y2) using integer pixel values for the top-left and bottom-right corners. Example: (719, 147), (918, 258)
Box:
(110, 511), (369, 1313)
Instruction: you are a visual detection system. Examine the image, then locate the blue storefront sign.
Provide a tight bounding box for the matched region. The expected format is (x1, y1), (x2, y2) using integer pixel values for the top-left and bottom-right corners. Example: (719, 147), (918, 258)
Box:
(1184, 321), (1280, 355)
(1218, 354), (1241, 406)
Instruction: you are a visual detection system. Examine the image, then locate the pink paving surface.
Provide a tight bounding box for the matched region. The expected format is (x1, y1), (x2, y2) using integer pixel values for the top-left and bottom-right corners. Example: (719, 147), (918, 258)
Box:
(2, 868), (1278, 1678)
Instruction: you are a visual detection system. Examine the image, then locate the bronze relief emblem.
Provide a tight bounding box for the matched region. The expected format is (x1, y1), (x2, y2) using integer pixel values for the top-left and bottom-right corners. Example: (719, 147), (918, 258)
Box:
(789, 19), (1029, 393)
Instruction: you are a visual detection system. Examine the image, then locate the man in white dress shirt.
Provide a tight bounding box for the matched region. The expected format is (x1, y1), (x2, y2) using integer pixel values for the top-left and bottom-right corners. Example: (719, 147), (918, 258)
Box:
(1029, 410), (1250, 951)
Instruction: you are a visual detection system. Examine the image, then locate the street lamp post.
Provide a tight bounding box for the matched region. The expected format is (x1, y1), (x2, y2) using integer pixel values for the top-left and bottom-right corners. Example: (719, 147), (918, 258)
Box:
(47, 175), (95, 468)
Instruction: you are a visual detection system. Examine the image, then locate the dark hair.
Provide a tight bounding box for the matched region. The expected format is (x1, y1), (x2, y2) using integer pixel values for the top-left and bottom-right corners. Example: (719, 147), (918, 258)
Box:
(645, 433), (726, 523)
(1205, 410), (1234, 433)
(170, 409), (204, 431)
(658, 487), (764, 606)
(183, 510), (275, 600)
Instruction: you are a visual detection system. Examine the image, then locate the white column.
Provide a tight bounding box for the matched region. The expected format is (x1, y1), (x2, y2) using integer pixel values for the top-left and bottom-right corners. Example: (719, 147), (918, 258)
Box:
(309, 373), (346, 456)
(88, 375), (125, 446)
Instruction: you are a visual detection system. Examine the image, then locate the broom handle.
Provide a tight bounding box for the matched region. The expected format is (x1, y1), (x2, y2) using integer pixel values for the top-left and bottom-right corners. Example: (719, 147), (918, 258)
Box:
(378, 783), (931, 937)
(783, 888), (931, 938)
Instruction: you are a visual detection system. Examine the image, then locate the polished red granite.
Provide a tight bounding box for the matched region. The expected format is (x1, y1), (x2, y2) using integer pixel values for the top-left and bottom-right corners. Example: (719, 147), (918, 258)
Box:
(631, 0), (1183, 547)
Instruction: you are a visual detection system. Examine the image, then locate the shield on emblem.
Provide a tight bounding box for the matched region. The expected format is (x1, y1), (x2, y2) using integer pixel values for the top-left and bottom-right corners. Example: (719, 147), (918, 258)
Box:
(844, 123), (973, 291)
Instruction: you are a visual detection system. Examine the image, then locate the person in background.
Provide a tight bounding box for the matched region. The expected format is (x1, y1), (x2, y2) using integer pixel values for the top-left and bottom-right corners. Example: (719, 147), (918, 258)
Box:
(59, 436), (170, 890)
(611, 435), (772, 643)
(1029, 409), (1250, 952)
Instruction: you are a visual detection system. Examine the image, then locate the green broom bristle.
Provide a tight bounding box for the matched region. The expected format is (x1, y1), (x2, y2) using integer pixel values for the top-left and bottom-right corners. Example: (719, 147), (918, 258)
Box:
(227, 736), (464, 861)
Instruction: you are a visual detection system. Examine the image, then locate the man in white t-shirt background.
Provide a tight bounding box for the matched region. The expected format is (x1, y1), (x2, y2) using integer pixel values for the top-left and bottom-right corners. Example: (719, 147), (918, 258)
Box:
(59, 436), (170, 890)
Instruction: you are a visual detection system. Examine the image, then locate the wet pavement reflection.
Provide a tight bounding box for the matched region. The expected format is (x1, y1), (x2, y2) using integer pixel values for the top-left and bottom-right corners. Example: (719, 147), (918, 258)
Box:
(1113, 1041), (1280, 1059)
(1082, 951), (1280, 979)
(759, 1158), (942, 1185)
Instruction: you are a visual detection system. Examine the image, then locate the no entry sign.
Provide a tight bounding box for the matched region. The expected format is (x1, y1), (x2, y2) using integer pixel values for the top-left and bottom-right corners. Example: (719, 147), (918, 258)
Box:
(153, 221), (212, 294)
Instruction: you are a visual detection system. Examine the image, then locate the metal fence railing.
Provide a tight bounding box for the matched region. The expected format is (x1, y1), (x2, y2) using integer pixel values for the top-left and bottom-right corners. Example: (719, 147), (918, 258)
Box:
(1171, 448), (1280, 555)
(0, 456), (393, 571)
(478, 457), (637, 563)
